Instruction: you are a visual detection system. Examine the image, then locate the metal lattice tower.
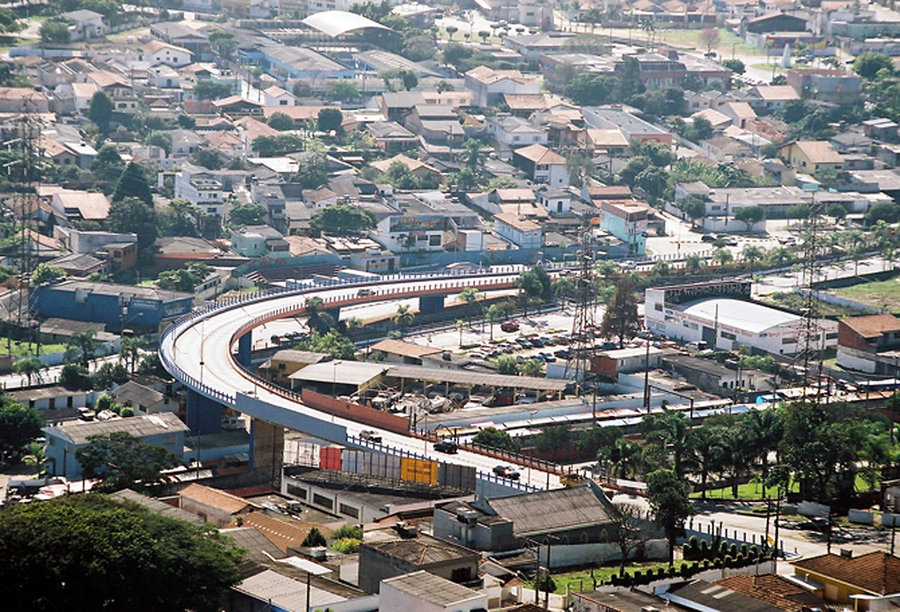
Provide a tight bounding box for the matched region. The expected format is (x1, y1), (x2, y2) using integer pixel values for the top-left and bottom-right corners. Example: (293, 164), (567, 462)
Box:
(798, 192), (825, 396)
(565, 223), (597, 392)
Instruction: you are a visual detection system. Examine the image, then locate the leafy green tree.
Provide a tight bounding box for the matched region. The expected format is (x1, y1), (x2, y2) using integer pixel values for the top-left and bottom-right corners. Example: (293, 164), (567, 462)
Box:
(326, 81), (359, 102)
(734, 205), (766, 230)
(40, 19), (71, 43)
(91, 144), (124, 182)
(193, 79), (233, 101)
(721, 59), (745, 74)
(311, 205), (375, 235)
(854, 52), (894, 80)
(296, 329), (357, 360)
(472, 426), (519, 452)
(533, 425), (573, 460)
(88, 91), (113, 133)
(827, 202), (847, 221)
(0, 493), (244, 611)
(228, 203), (267, 226)
(75, 431), (182, 493)
(159, 199), (202, 237)
(146, 131), (172, 154)
(317, 107), (344, 133)
(267, 112), (294, 131)
(495, 354), (519, 375)
(519, 358), (545, 378)
(13, 356), (46, 386)
(646, 468), (693, 565)
(190, 147), (224, 170)
(296, 154), (329, 189)
(31, 263), (64, 285)
(119, 336), (141, 374)
(90, 362), (129, 390)
(565, 73), (615, 105)
(635, 166), (668, 202)
(0, 397), (43, 460)
(106, 196), (158, 264)
(460, 138), (487, 173)
(866, 202), (900, 225)
(157, 262), (212, 293)
(619, 156), (650, 186)
(442, 42), (472, 68)
(302, 527), (328, 547)
(643, 411), (690, 477)
(599, 275), (640, 347)
(112, 162), (153, 206)
(59, 363), (90, 390)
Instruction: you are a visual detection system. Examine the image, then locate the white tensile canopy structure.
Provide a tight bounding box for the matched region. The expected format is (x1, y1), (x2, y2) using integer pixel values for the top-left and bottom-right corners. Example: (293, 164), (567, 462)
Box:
(301, 10), (393, 38)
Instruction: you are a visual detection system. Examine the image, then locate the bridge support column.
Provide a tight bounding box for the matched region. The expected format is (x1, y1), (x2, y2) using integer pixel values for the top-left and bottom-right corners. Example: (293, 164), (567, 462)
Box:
(237, 331), (252, 367)
(419, 294), (445, 314)
(186, 389), (224, 436)
(249, 417), (284, 484)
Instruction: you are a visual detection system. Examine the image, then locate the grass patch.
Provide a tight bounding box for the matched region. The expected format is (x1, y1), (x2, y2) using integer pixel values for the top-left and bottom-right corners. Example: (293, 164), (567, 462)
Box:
(527, 560), (689, 594)
(751, 62), (787, 73)
(695, 474), (876, 501)
(833, 278), (900, 313)
(763, 291), (862, 317)
(655, 28), (761, 57)
(0, 340), (68, 357)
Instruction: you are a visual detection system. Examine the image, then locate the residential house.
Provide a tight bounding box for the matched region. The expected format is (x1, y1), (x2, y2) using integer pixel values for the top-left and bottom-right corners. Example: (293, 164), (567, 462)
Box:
(536, 187), (571, 215)
(404, 104), (464, 146)
(379, 571), (488, 612)
(792, 552), (900, 606)
(472, 0), (547, 27)
(140, 40), (193, 68)
(511, 143), (568, 186)
(464, 66), (541, 108)
(370, 153), (442, 186)
(49, 190), (109, 224)
(230, 225), (290, 259)
(367, 121), (418, 153)
(599, 199), (651, 255)
(578, 128), (630, 155)
(60, 9), (105, 41)
(787, 68), (861, 102)
(485, 114), (547, 158)
(494, 213), (542, 249)
(836, 314), (900, 374)
(177, 483), (258, 526)
(174, 164), (225, 216)
(0, 87), (50, 113)
(378, 91), (427, 122)
(44, 412), (189, 479)
(147, 65), (181, 90)
(262, 85), (296, 107)
(582, 105), (673, 145)
(150, 22), (212, 62)
(111, 381), (175, 415)
(82, 71), (139, 114)
(779, 140), (844, 173)
(748, 85), (801, 111)
(594, 346), (664, 379)
(369, 338), (442, 365)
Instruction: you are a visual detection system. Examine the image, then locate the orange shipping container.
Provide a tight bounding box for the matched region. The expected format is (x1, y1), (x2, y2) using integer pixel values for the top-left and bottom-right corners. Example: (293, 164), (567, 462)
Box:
(400, 457), (437, 484)
(320, 446), (343, 471)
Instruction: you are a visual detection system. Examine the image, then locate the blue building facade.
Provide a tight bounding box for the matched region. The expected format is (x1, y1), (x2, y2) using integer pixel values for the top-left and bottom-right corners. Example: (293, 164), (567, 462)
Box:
(33, 280), (192, 331)
(43, 412), (189, 479)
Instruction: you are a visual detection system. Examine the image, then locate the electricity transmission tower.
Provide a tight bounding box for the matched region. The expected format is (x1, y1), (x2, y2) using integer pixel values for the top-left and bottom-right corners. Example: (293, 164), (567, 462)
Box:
(565, 222), (597, 393)
(797, 193), (825, 398)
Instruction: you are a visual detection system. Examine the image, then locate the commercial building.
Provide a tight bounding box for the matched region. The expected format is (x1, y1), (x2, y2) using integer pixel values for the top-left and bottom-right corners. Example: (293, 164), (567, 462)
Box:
(33, 280), (193, 331)
(379, 571), (488, 612)
(43, 413), (189, 479)
(836, 314), (900, 374)
(598, 199), (651, 255)
(644, 280), (838, 356)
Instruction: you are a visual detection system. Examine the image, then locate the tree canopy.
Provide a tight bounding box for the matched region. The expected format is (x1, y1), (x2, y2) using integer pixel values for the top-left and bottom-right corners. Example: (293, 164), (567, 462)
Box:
(75, 431), (183, 494)
(311, 204), (375, 235)
(0, 493), (244, 611)
(0, 397), (43, 461)
(646, 468), (693, 565)
(472, 426), (519, 452)
(112, 161), (153, 206)
(599, 276), (641, 347)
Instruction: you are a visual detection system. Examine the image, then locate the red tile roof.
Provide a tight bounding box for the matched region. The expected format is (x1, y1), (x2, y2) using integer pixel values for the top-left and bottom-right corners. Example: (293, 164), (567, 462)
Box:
(840, 314), (900, 339)
(792, 551), (900, 595)
(716, 573), (822, 611)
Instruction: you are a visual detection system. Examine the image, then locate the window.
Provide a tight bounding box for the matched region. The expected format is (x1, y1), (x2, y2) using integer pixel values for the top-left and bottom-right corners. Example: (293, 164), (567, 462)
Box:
(339, 503), (359, 518)
(313, 493), (332, 509)
(782, 337), (797, 344)
(826, 332), (838, 340)
(654, 303), (663, 311)
(429, 235), (441, 246)
(721, 331), (736, 340)
(286, 483), (307, 499)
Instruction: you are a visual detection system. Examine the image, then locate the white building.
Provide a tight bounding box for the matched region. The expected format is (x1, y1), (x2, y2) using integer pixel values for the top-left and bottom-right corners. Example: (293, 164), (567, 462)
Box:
(494, 213), (542, 250)
(537, 187), (571, 215)
(379, 571), (487, 612)
(174, 164), (225, 217)
(464, 66), (541, 108)
(644, 280), (838, 356)
(140, 40), (193, 68)
(262, 85), (296, 107)
(485, 114), (546, 158)
(61, 10), (105, 41)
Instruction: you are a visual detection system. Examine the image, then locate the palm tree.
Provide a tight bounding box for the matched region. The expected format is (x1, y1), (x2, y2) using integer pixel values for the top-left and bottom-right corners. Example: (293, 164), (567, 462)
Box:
(391, 304), (415, 337)
(459, 287), (481, 328)
(456, 319), (466, 347)
(739, 409), (783, 495)
(766, 246), (792, 267)
(741, 244), (764, 275)
(688, 426), (725, 501)
(486, 303), (503, 341)
(459, 139), (486, 174)
(119, 336), (142, 374)
(66, 330), (97, 370)
(304, 296), (334, 333)
(22, 441), (48, 475)
(13, 356), (45, 386)
(685, 253), (703, 274)
(711, 247), (733, 267)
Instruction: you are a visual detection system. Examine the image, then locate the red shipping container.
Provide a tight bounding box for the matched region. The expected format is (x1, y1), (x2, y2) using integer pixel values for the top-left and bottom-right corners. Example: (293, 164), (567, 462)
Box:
(319, 446), (343, 471)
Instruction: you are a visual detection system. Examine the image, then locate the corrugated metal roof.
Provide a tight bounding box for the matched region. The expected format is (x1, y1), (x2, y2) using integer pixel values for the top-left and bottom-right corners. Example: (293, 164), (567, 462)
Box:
(45, 412), (189, 446)
(488, 485), (616, 537)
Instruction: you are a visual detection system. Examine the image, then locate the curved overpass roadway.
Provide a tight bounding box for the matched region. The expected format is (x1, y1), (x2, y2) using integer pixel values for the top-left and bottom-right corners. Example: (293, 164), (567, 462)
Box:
(160, 268), (563, 490)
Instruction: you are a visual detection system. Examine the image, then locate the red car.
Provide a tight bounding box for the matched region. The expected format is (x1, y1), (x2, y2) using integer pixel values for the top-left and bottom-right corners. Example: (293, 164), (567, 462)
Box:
(500, 320), (519, 332)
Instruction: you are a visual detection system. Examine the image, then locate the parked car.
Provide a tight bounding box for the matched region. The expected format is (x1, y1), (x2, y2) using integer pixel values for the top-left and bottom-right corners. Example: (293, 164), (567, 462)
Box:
(701, 234), (717, 243)
(554, 348), (571, 359)
(359, 430), (382, 443)
(500, 320), (520, 332)
(357, 288), (376, 297)
(434, 439), (458, 454)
